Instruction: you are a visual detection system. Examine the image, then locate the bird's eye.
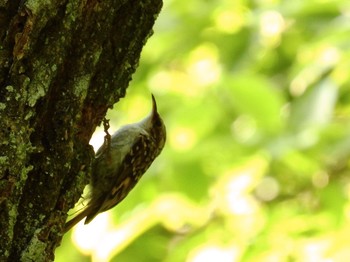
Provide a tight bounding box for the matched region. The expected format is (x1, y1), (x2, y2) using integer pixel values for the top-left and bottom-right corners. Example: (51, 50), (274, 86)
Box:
(157, 120), (163, 127)
(153, 117), (162, 127)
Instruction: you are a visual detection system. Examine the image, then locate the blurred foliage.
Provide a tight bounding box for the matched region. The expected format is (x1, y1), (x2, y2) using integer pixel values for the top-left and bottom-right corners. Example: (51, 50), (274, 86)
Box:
(57, 0), (350, 261)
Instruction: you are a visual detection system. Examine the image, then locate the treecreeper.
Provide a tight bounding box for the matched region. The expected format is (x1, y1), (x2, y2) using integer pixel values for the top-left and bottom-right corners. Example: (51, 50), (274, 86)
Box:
(64, 94), (166, 232)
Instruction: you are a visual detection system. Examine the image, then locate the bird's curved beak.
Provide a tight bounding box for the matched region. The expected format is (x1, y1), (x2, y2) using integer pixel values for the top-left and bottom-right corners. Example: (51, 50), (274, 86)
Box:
(151, 94), (158, 115)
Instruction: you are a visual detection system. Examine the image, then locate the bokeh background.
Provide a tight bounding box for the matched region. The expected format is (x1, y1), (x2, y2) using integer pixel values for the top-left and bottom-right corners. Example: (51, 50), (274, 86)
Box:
(57, 0), (350, 261)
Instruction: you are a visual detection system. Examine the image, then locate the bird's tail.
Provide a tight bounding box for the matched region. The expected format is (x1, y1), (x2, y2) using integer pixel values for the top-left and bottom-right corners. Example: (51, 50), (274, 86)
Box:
(64, 206), (92, 233)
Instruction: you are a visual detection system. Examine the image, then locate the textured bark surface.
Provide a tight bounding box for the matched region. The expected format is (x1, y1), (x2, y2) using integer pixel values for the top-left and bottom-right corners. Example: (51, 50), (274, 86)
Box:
(0, 0), (162, 260)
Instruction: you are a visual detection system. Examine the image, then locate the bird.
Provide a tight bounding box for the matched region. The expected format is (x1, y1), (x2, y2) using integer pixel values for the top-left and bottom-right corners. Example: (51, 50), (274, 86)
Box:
(64, 94), (166, 232)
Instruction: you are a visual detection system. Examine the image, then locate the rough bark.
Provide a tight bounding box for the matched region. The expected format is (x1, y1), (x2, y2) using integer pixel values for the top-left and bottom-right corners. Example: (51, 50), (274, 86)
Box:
(0, 0), (162, 260)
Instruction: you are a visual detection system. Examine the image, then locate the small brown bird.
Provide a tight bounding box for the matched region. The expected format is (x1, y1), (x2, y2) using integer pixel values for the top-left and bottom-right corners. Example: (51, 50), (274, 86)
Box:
(64, 95), (166, 232)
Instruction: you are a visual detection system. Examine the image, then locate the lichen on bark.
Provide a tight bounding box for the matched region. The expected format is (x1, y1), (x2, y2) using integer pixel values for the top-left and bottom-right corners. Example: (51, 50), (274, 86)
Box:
(0, 0), (162, 260)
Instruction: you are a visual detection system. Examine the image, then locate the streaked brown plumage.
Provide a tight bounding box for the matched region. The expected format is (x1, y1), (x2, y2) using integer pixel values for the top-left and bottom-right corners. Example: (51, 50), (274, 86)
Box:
(64, 95), (166, 232)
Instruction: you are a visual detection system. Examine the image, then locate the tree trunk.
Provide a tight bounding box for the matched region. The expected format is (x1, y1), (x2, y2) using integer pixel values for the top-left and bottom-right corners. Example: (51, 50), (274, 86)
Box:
(0, 0), (162, 260)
